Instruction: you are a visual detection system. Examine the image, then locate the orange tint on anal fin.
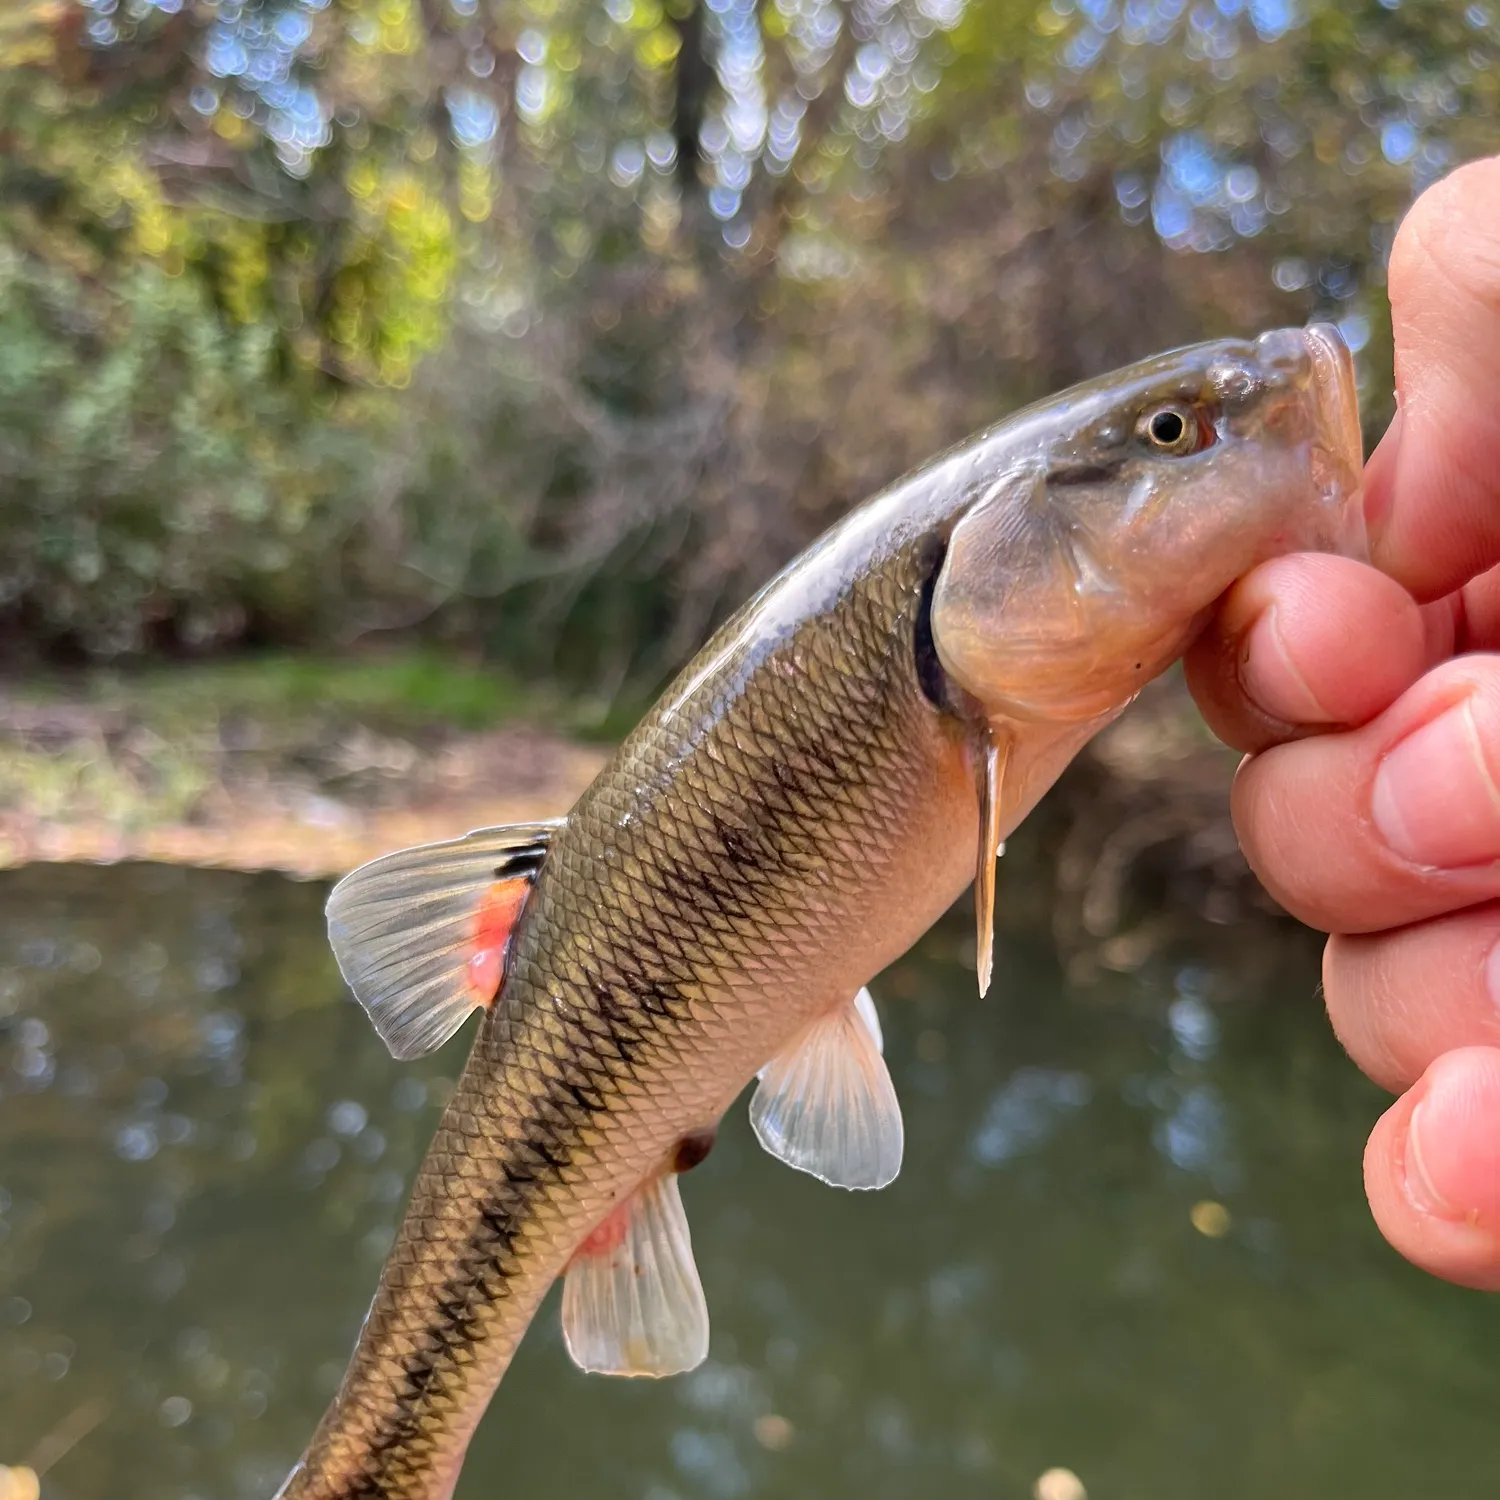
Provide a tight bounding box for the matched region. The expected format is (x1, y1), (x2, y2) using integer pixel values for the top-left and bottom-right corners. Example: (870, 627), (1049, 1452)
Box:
(561, 1175), (710, 1378)
(573, 1200), (632, 1262)
(466, 876), (532, 1004)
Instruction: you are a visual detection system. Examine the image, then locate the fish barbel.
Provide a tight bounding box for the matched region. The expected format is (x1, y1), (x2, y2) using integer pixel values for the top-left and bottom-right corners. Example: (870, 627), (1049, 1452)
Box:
(279, 326), (1363, 1498)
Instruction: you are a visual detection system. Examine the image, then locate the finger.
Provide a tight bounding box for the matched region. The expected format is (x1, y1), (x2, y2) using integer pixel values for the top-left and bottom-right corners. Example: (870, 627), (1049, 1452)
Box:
(1457, 561), (1500, 651)
(1364, 1047), (1500, 1291)
(1184, 554), (1430, 754)
(1233, 656), (1500, 933)
(1364, 156), (1500, 601)
(1324, 907), (1500, 1093)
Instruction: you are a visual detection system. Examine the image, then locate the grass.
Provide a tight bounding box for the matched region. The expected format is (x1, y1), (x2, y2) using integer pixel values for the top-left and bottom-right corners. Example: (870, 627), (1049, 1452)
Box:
(9, 646), (544, 737)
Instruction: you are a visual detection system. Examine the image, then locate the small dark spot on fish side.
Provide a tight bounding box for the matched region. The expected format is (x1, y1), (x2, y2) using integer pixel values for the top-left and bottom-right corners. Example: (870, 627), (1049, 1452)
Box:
(636, 977), (682, 1018)
(673, 1129), (716, 1173)
(530, 1141), (567, 1171)
(714, 815), (763, 871)
(480, 1205), (519, 1248)
(770, 757), (814, 799)
(565, 1080), (606, 1112)
(1045, 461), (1119, 486)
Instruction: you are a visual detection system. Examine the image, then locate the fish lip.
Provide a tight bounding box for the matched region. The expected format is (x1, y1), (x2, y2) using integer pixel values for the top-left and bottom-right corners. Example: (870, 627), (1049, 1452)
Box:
(1302, 321), (1367, 557)
(1303, 322), (1360, 461)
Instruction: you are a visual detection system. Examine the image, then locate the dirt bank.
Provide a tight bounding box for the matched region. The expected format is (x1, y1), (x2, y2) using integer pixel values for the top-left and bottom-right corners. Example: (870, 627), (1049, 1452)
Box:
(0, 659), (1282, 980)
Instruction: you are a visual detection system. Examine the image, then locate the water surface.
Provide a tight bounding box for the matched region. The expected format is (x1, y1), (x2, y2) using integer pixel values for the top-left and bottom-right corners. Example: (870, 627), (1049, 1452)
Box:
(1, 860), (1496, 1500)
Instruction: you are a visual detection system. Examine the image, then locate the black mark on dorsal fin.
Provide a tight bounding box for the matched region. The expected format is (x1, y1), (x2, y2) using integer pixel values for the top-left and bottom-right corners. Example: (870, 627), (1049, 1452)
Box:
(494, 840), (550, 882)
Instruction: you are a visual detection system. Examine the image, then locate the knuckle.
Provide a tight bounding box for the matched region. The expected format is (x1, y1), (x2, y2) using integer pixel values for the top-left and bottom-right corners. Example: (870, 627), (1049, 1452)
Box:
(1233, 772), (1338, 926)
(1323, 932), (1419, 1090)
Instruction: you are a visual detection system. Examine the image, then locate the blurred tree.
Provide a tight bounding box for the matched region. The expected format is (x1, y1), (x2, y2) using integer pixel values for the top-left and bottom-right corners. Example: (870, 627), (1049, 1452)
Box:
(0, 0), (1496, 679)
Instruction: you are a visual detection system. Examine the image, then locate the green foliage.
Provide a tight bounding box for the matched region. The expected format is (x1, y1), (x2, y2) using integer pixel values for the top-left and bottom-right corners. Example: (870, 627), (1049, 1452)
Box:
(33, 648), (537, 735)
(0, 253), (377, 654)
(0, 0), (464, 386)
(1, 0), (1498, 687)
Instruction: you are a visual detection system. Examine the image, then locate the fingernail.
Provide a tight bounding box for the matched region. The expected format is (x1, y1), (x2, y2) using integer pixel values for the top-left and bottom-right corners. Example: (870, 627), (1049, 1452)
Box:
(1239, 606), (1331, 724)
(1405, 1099), (1460, 1220)
(1402, 1053), (1500, 1226)
(1371, 698), (1500, 867)
(1485, 944), (1500, 1020)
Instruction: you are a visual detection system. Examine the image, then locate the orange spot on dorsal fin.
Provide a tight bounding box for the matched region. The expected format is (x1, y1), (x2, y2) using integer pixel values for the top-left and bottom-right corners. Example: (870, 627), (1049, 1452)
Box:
(325, 819), (560, 1060)
(466, 874), (533, 1004)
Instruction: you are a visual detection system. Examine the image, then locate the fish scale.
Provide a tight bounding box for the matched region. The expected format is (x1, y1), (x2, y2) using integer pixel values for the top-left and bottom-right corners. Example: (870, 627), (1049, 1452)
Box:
(284, 532), (959, 1498)
(282, 326), (1365, 1498)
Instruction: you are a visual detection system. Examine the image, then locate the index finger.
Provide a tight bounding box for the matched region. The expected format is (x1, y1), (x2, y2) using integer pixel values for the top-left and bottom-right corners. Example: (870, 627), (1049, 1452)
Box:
(1365, 155), (1500, 601)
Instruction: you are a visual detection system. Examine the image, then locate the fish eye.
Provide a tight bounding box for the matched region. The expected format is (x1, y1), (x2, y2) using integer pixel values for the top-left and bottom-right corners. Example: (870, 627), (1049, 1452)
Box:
(1138, 403), (1205, 457)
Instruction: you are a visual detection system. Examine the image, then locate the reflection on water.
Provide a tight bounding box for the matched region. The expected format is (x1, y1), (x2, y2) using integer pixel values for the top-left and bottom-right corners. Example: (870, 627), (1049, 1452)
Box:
(2, 860), (1498, 1500)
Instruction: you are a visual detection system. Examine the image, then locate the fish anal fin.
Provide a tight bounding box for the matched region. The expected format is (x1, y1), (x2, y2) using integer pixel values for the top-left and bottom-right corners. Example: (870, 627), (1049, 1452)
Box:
(325, 820), (561, 1061)
(562, 1175), (709, 1378)
(750, 988), (903, 1191)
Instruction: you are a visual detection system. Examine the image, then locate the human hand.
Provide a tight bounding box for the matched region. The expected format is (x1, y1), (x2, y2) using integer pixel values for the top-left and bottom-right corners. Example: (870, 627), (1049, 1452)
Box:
(1184, 155), (1500, 1290)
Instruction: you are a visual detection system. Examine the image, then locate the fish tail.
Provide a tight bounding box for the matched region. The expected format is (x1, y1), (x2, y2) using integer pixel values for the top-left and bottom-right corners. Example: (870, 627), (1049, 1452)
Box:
(277, 1075), (589, 1497)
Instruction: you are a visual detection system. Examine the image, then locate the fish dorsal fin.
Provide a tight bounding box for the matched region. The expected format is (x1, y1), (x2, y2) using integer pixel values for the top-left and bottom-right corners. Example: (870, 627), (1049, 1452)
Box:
(325, 820), (561, 1061)
(561, 1173), (710, 1377)
(749, 987), (903, 1191)
(975, 729), (1009, 999)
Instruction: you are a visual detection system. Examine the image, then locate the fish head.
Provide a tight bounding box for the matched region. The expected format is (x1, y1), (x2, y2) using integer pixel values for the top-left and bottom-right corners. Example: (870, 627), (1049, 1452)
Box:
(930, 323), (1364, 724)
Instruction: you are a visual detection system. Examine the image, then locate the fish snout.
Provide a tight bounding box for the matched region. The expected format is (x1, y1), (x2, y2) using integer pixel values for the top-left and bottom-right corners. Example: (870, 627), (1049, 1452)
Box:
(1235, 324), (1364, 560)
(1300, 322), (1367, 559)
(1251, 325), (1317, 387)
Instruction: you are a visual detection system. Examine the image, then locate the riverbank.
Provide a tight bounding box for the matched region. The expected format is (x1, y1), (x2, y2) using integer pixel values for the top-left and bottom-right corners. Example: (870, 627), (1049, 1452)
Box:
(0, 650), (607, 877)
(0, 650), (1269, 976)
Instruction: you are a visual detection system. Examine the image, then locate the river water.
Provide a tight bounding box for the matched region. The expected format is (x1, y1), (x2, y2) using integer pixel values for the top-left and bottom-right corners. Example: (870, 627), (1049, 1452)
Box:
(1, 857), (1497, 1499)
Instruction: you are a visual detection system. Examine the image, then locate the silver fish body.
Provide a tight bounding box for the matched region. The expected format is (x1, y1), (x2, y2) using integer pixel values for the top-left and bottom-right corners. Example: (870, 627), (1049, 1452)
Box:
(280, 325), (1363, 1499)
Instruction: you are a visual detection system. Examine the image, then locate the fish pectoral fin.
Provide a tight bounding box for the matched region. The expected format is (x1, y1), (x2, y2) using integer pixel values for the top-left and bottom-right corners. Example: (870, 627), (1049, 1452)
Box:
(853, 983), (884, 1055)
(324, 820), (562, 1061)
(561, 1174), (710, 1378)
(750, 987), (903, 1191)
(975, 728), (1010, 999)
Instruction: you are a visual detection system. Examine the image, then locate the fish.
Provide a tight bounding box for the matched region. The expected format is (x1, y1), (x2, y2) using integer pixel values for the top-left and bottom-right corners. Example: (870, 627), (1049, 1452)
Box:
(276, 325), (1364, 1499)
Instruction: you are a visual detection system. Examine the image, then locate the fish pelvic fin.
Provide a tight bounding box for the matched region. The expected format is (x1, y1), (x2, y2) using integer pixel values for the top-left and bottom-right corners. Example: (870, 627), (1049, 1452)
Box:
(750, 987), (903, 1191)
(975, 730), (1009, 999)
(562, 1173), (710, 1378)
(324, 820), (561, 1060)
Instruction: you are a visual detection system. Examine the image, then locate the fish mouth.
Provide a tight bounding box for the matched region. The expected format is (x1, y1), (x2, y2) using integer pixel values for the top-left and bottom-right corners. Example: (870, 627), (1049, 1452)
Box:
(1301, 322), (1367, 558)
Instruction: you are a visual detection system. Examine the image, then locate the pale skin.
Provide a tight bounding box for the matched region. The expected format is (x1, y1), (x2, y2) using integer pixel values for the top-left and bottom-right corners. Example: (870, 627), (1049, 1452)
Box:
(1183, 154), (1500, 1291)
